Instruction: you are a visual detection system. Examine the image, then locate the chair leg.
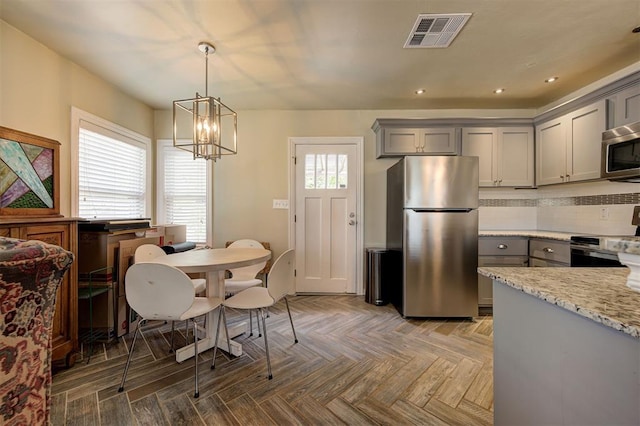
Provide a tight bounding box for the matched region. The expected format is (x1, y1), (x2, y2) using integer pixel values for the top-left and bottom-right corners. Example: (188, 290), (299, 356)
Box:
(118, 319), (145, 392)
(249, 310), (253, 336)
(169, 321), (175, 353)
(260, 308), (272, 380)
(284, 297), (299, 344)
(221, 306), (231, 356)
(257, 310), (262, 337)
(211, 306), (224, 370)
(193, 318), (199, 398)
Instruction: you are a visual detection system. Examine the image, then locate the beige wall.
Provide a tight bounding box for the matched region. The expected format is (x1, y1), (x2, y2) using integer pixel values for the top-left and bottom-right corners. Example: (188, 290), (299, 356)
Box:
(1, 21), (154, 216)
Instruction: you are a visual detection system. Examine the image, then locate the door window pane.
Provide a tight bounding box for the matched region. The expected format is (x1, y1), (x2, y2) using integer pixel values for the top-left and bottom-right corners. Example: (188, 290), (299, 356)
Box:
(305, 153), (348, 189)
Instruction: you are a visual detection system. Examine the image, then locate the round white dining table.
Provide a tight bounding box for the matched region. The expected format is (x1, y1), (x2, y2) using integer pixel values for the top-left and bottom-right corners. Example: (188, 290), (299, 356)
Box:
(150, 247), (271, 362)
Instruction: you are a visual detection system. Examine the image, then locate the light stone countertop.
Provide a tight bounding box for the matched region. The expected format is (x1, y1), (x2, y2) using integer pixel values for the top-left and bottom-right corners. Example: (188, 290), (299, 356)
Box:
(479, 230), (574, 241)
(477, 266), (640, 339)
(601, 236), (640, 255)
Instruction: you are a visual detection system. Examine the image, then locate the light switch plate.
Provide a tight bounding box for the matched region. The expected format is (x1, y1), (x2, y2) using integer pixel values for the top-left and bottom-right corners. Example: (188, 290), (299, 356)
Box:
(273, 199), (289, 209)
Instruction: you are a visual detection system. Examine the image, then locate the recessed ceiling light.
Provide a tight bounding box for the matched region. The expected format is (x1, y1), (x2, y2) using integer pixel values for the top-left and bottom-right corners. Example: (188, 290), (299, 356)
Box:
(545, 76), (559, 83)
(494, 88), (505, 94)
(415, 89), (426, 95)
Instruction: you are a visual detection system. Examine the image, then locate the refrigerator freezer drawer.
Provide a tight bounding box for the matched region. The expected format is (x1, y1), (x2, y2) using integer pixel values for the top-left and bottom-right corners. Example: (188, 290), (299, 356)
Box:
(403, 209), (478, 317)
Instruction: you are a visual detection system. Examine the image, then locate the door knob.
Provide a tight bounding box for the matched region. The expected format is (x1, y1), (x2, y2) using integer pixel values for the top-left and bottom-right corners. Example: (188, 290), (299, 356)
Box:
(348, 220), (356, 226)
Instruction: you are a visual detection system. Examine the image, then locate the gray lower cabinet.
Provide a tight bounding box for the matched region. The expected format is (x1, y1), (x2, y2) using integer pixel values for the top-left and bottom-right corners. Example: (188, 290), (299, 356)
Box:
(529, 238), (570, 267)
(478, 236), (528, 307)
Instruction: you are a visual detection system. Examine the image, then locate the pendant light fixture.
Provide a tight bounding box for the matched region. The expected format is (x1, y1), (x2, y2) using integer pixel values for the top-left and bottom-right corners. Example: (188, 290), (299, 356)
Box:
(173, 42), (237, 161)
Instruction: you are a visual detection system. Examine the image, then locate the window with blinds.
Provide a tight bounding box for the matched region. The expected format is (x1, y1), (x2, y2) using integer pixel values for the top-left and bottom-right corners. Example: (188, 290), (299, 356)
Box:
(77, 118), (149, 219)
(157, 141), (209, 244)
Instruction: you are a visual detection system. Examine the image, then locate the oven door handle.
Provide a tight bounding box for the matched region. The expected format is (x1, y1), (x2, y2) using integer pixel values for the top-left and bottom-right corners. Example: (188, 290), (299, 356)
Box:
(571, 246), (620, 262)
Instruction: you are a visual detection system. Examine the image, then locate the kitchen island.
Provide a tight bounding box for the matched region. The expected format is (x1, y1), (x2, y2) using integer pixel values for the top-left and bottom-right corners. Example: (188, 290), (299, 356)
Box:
(478, 266), (640, 426)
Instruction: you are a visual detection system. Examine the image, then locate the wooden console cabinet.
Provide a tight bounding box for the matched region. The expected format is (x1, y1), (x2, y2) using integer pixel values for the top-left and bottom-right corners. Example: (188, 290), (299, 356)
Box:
(0, 217), (79, 366)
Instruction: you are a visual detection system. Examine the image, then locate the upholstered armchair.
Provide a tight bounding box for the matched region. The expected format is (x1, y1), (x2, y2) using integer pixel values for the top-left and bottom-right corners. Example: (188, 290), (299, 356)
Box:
(0, 237), (74, 425)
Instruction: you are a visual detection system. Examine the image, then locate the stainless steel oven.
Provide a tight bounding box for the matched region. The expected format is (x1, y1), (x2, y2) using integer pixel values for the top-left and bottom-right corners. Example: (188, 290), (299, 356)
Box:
(570, 236), (624, 267)
(601, 121), (640, 182)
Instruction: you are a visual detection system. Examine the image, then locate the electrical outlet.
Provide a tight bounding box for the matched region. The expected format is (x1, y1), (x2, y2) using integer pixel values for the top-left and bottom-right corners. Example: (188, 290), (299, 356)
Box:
(599, 207), (609, 220)
(273, 199), (289, 209)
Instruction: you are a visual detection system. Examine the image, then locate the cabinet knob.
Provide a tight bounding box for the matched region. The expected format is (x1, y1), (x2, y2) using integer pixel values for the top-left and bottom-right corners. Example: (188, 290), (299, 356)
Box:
(497, 244), (508, 249)
(543, 247), (554, 253)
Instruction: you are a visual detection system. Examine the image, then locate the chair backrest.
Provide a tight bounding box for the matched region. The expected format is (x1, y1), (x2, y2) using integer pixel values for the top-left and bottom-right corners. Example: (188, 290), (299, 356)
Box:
(125, 263), (195, 320)
(266, 249), (295, 301)
(227, 239), (267, 280)
(134, 244), (167, 263)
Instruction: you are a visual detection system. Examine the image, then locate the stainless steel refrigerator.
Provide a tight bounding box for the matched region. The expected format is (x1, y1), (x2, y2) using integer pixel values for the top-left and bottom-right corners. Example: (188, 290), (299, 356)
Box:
(387, 156), (478, 318)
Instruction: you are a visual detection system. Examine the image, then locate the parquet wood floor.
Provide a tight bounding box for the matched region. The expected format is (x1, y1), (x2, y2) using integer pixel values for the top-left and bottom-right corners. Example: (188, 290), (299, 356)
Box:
(51, 295), (494, 425)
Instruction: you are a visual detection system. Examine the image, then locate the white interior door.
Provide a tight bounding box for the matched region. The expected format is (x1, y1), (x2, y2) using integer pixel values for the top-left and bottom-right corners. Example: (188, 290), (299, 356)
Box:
(294, 142), (359, 293)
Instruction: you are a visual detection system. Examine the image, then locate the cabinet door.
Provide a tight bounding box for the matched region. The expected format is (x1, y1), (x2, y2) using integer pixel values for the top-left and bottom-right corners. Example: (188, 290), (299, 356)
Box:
(462, 128), (497, 186)
(529, 238), (570, 265)
(20, 224), (77, 363)
(383, 128), (420, 154)
(420, 127), (459, 155)
(478, 255), (528, 306)
(536, 118), (566, 186)
(567, 100), (606, 182)
(498, 127), (534, 187)
(613, 85), (640, 127)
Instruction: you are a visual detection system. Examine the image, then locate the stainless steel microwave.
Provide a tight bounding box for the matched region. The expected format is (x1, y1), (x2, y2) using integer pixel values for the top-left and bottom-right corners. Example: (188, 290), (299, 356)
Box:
(601, 121), (640, 182)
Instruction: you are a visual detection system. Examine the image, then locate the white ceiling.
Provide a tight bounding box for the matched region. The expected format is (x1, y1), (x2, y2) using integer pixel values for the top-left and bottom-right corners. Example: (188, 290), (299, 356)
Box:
(2, 0), (639, 111)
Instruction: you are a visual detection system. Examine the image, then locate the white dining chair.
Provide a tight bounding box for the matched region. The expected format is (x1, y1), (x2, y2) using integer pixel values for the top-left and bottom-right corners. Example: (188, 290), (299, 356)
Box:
(134, 244), (207, 351)
(213, 249), (298, 380)
(224, 239), (267, 294)
(118, 262), (229, 398)
(225, 239), (269, 336)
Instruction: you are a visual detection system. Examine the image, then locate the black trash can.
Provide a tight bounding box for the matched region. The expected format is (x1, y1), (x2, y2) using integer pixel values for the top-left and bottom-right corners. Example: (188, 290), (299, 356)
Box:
(365, 248), (389, 305)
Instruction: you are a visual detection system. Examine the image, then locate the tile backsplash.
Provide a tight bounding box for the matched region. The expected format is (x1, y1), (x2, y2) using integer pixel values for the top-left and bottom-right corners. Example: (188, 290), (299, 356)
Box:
(479, 181), (639, 235)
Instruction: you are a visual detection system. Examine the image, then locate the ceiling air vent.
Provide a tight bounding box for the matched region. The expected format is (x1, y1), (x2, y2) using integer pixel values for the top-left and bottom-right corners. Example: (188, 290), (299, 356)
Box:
(404, 13), (472, 48)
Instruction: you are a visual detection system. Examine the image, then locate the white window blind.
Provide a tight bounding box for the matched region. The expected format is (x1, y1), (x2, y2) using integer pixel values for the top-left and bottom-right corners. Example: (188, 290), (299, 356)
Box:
(78, 123), (147, 219)
(160, 144), (208, 243)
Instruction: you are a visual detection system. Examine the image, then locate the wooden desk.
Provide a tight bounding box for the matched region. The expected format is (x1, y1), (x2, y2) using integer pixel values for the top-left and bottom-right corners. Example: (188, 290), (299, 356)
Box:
(150, 247), (271, 362)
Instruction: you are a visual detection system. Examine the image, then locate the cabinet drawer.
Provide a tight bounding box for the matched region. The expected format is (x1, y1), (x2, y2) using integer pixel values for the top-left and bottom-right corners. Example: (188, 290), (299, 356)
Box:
(530, 257), (568, 267)
(529, 239), (570, 264)
(478, 255), (529, 267)
(479, 237), (528, 256)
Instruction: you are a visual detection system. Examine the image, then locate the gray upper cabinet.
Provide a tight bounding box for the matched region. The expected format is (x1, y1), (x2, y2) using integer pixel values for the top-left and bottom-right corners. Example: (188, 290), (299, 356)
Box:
(536, 99), (607, 186)
(462, 126), (534, 187)
(372, 119), (460, 158)
(610, 85), (640, 128)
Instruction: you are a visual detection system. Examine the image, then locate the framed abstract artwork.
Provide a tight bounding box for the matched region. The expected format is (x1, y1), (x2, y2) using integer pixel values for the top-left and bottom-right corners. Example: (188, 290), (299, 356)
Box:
(0, 126), (61, 217)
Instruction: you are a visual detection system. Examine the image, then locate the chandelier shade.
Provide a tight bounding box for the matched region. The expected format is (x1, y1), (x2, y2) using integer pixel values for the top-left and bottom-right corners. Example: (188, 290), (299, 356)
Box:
(173, 42), (237, 161)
